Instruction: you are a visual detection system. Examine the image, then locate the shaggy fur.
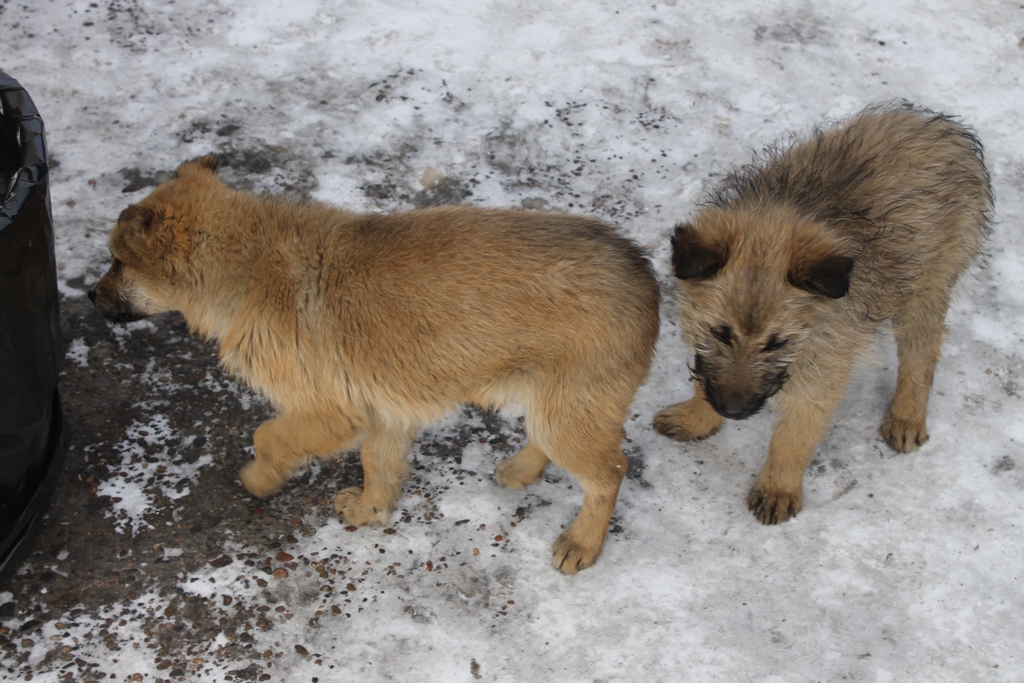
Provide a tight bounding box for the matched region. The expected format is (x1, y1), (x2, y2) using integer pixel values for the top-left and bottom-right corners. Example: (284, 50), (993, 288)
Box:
(654, 103), (992, 524)
(89, 155), (661, 573)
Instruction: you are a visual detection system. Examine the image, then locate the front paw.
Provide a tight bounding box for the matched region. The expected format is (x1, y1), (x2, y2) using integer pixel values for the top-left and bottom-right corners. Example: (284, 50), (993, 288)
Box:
(653, 400), (723, 442)
(881, 415), (929, 453)
(333, 486), (394, 527)
(240, 461), (286, 498)
(746, 486), (802, 525)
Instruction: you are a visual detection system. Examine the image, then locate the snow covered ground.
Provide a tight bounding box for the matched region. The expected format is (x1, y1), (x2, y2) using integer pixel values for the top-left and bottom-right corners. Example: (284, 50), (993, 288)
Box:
(2, 0), (1023, 681)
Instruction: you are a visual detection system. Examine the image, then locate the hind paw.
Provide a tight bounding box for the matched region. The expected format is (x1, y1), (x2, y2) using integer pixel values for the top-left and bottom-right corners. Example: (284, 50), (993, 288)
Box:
(494, 442), (548, 489)
(653, 400), (723, 442)
(881, 415), (929, 453)
(747, 486), (802, 525)
(333, 486), (394, 527)
(240, 461), (287, 498)
(551, 529), (602, 575)
(494, 456), (542, 489)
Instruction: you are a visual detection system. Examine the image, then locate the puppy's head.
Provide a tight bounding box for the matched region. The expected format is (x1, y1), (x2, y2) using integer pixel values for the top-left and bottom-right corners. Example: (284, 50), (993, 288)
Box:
(670, 206), (854, 420)
(88, 154), (220, 322)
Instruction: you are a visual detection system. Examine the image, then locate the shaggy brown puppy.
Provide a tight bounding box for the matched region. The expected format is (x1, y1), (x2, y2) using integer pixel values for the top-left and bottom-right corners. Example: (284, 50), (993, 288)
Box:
(654, 103), (991, 524)
(90, 155), (660, 573)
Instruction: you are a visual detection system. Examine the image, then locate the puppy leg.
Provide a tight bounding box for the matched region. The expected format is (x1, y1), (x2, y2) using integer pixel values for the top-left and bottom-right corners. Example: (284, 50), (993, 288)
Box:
(747, 365), (850, 524)
(241, 412), (362, 497)
(882, 295), (949, 452)
(653, 381), (724, 441)
(549, 434), (627, 575)
(333, 422), (417, 527)
(529, 390), (627, 574)
(494, 441), (550, 489)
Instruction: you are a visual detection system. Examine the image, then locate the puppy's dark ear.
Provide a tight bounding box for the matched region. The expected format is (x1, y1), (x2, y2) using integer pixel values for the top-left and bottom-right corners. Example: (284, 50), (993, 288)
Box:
(788, 253), (854, 299)
(671, 222), (728, 280)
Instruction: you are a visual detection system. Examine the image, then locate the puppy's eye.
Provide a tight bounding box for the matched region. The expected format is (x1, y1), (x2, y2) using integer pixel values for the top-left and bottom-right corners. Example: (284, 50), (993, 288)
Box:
(763, 335), (788, 352)
(710, 325), (733, 346)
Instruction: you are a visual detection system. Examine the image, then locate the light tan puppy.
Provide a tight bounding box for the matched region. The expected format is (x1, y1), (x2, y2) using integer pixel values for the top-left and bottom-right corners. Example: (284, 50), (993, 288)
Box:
(90, 155), (660, 573)
(654, 104), (991, 524)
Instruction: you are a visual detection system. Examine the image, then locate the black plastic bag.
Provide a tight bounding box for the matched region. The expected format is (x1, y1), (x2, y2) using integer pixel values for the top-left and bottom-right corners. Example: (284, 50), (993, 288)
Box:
(0, 71), (70, 585)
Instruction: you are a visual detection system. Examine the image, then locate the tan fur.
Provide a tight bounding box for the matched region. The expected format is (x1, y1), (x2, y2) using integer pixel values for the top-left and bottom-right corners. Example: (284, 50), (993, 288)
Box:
(90, 155), (660, 573)
(654, 104), (992, 524)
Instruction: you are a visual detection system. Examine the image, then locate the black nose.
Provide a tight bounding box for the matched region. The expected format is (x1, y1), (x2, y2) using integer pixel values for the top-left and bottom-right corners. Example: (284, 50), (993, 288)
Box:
(704, 387), (764, 421)
(719, 401), (756, 420)
(87, 288), (96, 302)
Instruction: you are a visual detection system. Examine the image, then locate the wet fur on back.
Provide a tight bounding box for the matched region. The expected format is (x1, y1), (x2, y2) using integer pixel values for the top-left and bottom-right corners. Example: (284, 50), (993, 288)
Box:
(654, 102), (991, 524)
(90, 155), (661, 573)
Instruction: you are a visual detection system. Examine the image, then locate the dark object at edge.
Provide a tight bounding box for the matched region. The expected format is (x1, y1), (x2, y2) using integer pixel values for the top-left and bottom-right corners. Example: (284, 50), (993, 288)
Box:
(0, 70), (70, 586)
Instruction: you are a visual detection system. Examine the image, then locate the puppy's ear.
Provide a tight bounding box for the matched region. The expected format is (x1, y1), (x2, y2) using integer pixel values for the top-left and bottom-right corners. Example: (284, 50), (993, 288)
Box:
(118, 204), (163, 235)
(788, 253), (854, 299)
(117, 204), (172, 256)
(193, 154), (219, 172)
(176, 154), (219, 177)
(671, 222), (728, 280)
